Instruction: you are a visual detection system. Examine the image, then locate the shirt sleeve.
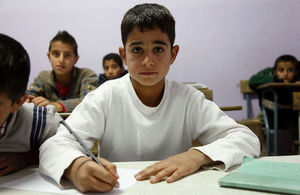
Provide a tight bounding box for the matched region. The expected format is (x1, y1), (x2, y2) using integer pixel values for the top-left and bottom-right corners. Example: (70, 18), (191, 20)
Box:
(187, 91), (260, 171)
(37, 105), (60, 146)
(39, 87), (106, 186)
(27, 72), (47, 97)
(249, 67), (274, 91)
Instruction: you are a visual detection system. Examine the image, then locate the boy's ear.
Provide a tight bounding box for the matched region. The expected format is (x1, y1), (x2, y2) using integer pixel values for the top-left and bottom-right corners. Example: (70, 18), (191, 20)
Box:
(11, 94), (28, 113)
(119, 47), (126, 66)
(74, 55), (79, 65)
(47, 52), (50, 60)
(170, 45), (179, 65)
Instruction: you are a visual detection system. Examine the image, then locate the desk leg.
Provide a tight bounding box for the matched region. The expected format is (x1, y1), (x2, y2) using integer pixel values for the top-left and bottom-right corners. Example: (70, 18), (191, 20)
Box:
(273, 92), (279, 156)
(298, 111), (300, 154)
(262, 106), (270, 155)
(246, 94), (251, 119)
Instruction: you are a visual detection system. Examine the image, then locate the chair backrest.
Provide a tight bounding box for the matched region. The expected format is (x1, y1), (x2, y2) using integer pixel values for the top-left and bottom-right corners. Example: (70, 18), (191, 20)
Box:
(240, 80), (254, 94)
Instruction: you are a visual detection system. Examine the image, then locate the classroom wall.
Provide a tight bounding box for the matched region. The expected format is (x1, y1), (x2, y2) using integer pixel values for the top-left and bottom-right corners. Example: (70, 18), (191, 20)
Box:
(1, 0), (300, 120)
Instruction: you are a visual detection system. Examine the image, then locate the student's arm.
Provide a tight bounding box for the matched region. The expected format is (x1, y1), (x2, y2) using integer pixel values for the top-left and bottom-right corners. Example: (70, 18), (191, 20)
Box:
(27, 71), (48, 98)
(134, 149), (218, 183)
(63, 156), (119, 193)
(249, 67), (274, 91)
(0, 151), (38, 176)
(39, 89), (109, 189)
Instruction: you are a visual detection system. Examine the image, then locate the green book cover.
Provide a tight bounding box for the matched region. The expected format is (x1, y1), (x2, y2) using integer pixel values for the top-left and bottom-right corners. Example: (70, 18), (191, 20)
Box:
(219, 157), (300, 194)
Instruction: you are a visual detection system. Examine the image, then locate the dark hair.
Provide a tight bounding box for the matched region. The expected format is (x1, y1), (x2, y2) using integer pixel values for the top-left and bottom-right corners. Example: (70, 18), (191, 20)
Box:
(0, 34), (30, 103)
(121, 3), (175, 47)
(102, 53), (123, 68)
(274, 55), (298, 70)
(49, 30), (78, 56)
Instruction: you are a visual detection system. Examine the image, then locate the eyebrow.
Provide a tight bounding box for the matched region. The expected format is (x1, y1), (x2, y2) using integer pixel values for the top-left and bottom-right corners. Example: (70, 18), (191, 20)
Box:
(128, 40), (168, 47)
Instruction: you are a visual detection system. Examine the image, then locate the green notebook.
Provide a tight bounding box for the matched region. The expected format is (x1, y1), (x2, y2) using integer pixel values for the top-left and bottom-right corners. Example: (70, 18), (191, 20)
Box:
(219, 157), (300, 194)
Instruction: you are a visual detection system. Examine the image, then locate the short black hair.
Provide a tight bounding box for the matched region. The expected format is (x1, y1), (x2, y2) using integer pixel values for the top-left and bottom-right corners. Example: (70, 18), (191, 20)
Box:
(274, 55), (298, 69)
(102, 53), (123, 68)
(49, 30), (78, 56)
(121, 3), (175, 47)
(0, 34), (30, 103)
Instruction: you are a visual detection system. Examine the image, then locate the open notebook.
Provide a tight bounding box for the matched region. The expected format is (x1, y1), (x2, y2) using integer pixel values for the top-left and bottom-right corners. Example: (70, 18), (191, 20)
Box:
(219, 157), (300, 194)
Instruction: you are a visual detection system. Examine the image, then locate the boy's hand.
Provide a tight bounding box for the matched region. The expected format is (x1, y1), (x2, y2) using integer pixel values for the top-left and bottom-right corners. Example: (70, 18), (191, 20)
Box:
(64, 156), (119, 193)
(0, 151), (39, 176)
(26, 95), (36, 103)
(28, 96), (64, 112)
(30, 96), (51, 107)
(134, 149), (214, 183)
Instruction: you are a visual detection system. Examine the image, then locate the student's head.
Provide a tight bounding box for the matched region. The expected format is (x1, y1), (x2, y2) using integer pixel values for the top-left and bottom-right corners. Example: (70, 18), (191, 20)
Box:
(48, 31), (79, 78)
(273, 55), (298, 83)
(121, 3), (175, 47)
(102, 53), (125, 80)
(119, 3), (179, 87)
(0, 34), (30, 126)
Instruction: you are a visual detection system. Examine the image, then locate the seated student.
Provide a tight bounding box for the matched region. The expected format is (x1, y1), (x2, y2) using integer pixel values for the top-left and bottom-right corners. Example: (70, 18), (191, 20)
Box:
(249, 55), (299, 90)
(98, 53), (128, 85)
(27, 31), (98, 113)
(249, 54), (299, 154)
(0, 33), (59, 176)
(40, 3), (260, 193)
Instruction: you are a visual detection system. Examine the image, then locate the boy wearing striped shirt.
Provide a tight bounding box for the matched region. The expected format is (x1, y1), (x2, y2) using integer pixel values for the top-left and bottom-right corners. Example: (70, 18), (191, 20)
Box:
(0, 33), (59, 176)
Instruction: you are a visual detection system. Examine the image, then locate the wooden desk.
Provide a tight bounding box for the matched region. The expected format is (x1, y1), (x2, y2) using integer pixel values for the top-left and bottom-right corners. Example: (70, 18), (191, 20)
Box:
(59, 113), (70, 119)
(257, 83), (300, 155)
(1, 155), (300, 195)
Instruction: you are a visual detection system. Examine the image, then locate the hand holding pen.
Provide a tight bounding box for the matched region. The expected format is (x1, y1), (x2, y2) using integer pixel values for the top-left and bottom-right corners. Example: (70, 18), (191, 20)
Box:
(55, 114), (119, 192)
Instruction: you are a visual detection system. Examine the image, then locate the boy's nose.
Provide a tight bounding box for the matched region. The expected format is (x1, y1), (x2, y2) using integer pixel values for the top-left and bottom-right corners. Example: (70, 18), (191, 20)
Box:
(142, 55), (154, 68)
(58, 55), (64, 62)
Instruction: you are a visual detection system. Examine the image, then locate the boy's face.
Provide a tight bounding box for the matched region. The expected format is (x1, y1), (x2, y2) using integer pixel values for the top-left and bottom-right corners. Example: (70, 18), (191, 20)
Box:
(119, 27), (179, 88)
(0, 93), (24, 128)
(274, 61), (297, 83)
(103, 59), (124, 80)
(48, 41), (79, 77)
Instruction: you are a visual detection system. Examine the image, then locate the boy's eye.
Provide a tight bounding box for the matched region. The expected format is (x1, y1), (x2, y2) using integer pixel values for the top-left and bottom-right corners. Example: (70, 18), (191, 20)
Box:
(278, 68), (284, 72)
(52, 51), (60, 57)
(112, 64), (118, 69)
(132, 47), (142, 54)
(64, 52), (72, 58)
(153, 47), (164, 53)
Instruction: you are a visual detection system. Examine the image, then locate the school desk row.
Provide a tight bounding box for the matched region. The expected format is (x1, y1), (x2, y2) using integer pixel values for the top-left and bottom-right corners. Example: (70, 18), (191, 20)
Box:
(1, 155), (299, 194)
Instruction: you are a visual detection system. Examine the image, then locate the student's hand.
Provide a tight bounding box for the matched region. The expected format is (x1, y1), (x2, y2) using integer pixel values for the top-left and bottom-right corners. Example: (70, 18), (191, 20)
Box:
(0, 151), (39, 176)
(50, 102), (64, 112)
(134, 149), (215, 183)
(64, 156), (119, 193)
(26, 95), (36, 103)
(30, 96), (51, 107)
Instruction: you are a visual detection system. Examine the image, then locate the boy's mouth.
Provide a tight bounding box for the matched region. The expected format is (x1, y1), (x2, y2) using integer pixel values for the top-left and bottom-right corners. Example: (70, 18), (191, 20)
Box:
(139, 72), (157, 76)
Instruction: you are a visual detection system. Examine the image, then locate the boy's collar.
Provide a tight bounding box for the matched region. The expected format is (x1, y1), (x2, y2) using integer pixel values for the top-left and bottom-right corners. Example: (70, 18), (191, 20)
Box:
(0, 114), (12, 137)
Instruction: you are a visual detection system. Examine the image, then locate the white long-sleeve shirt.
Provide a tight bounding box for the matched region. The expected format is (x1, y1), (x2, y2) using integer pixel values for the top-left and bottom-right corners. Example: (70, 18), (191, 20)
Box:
(40, 74), (260, 185)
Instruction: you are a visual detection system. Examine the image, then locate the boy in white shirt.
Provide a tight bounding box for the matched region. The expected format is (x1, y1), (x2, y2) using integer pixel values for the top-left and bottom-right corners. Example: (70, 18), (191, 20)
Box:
(40, 3), (260, 193)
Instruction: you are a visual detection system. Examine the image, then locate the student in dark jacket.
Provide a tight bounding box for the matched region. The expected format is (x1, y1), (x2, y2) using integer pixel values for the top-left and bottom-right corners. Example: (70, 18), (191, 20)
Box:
(249, 54), (299, 154)
(98, 53), (128, 86)
(249, 55), (299, 91)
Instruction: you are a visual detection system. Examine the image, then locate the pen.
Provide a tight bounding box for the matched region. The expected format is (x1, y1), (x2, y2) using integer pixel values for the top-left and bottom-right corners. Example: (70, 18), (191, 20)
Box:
(56, 114), (104, 168)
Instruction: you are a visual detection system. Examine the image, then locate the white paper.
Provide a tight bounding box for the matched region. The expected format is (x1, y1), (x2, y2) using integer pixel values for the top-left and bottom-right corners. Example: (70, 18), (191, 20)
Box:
(0, 168), (139, 194)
